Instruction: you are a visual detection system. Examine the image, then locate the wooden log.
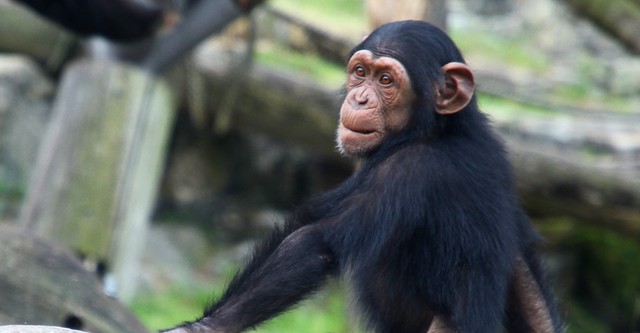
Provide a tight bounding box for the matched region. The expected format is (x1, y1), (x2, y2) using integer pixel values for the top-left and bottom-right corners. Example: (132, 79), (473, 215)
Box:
(0, 225), (148, 333)
(17, 60), (176, 301)
(504, 126), (640, 242)
(0, 1), (76, 72)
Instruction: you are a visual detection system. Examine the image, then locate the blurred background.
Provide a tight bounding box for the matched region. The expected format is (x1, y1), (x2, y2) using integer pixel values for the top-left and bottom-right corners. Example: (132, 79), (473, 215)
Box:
(0, 0), (639, 332)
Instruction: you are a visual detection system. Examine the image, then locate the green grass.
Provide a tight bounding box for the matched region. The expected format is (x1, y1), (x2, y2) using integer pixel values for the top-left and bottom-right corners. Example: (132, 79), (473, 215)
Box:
(129, 283), (353, 333)
(249, 285), (352, 333)
(130, 287), (212, 329)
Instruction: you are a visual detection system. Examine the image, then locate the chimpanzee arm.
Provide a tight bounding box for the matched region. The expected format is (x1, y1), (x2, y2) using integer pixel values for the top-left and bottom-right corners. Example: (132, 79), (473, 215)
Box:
(503, 253), (562, 333)
(162, 224), (338, 333)
(14, 0), (162, 41)
(426, 257), (559, 333)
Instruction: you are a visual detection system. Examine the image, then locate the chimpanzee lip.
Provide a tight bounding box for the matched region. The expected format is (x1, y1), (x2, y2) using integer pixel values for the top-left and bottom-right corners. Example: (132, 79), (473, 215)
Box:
(344, 125), (375, 135)
(340, 123), (378, 136)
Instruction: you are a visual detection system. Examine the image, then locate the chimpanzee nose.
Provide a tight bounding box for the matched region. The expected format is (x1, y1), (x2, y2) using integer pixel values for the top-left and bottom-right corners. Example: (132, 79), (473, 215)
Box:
(352, 88), (370, 107)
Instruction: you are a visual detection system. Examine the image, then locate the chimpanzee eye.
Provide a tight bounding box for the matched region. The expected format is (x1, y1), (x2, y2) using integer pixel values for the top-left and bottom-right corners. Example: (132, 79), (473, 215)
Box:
(379, 74), (393, 85)
(354, 66), (366, 77)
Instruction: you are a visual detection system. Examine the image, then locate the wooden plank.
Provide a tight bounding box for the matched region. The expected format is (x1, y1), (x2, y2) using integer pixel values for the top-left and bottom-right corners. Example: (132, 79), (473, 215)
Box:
(18, 60), (176, 301)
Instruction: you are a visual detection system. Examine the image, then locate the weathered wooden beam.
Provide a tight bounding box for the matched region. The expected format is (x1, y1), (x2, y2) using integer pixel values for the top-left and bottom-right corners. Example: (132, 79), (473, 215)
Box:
(17, 60), (176, 301)
(0, 225), (148, 333)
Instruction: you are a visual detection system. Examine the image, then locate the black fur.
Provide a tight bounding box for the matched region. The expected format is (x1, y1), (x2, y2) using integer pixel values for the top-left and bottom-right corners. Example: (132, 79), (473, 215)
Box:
(165, 21), (561, 333)
(15, 0), (162, 41)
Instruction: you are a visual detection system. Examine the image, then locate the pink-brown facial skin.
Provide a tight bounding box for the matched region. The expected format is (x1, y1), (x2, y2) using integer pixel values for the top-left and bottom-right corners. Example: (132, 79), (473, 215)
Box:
(337, 50), (415, 157)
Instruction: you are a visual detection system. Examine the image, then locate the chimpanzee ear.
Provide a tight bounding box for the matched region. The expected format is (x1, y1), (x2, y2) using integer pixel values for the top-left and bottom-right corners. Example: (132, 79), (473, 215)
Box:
(435, 62), (475, 115)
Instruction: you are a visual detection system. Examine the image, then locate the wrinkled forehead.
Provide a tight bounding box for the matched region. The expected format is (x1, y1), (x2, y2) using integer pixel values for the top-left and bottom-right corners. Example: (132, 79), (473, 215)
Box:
(354, 42), (403, 61)
(348, 50), (406, 70)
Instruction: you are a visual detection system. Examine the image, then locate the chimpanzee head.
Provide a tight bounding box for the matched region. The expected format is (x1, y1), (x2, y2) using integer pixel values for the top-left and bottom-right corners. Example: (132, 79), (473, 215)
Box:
(337, 21), (476, 157)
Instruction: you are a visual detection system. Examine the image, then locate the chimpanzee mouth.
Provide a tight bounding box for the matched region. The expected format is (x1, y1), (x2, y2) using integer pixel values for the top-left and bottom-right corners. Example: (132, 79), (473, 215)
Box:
(346, 127), (375, 135)
(340, 123), (377, 136)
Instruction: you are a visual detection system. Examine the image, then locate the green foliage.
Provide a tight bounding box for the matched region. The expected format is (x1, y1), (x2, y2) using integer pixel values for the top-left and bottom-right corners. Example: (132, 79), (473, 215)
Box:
(566, 304), (610, 333)
(0, 180), (23, 200)
(543, 222), (640, 332)
(567, 226), (640, 315)
(0, 180), (24, 217)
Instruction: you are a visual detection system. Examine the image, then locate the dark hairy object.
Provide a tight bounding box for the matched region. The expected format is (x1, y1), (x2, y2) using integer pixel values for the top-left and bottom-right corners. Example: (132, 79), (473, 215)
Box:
(15, 0), (162, 41)
(163, 21), (562, 333)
